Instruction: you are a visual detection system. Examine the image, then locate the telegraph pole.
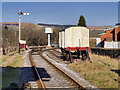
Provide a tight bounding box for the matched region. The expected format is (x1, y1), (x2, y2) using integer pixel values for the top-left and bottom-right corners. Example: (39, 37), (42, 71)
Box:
(18, 9), (21, 53)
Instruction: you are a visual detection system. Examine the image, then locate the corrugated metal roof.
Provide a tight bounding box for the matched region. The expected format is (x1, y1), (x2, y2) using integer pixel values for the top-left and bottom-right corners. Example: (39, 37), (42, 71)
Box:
(104, 25), (120, 31)
(104, 27), (114, 31)
(99, 33), (106, 36)
(98, 25), (120, 36)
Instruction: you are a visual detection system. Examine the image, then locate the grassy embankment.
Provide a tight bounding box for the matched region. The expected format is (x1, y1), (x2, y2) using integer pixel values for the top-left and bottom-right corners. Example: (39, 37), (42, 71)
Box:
(2, 50), (25, 88)
(68, 53), (118, 88)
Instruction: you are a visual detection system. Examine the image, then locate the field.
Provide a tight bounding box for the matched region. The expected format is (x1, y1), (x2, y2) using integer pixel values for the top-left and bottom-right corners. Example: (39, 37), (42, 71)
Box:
(68, 53), (119, 88)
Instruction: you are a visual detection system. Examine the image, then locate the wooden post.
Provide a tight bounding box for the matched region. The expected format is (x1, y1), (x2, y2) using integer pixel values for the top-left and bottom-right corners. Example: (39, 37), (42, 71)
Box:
(69, 47), (73, 63)
(69, 47), (71, 62)
(77, 49), (80, 58)
(79, 39), (81, 58)
(63, 48), (65, 60)
(86, 47), (92, 63)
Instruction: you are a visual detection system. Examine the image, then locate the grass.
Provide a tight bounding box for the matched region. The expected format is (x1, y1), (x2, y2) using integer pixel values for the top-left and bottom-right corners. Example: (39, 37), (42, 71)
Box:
(2, 55), (10, 63)
(9, 55), (23, 67)
(2, 58), (7, 63)
(2, 51), (25, 88)
(68, 53), (118, 88)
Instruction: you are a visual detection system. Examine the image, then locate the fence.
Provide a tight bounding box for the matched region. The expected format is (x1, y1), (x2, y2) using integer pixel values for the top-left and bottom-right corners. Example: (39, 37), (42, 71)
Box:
(91, 47), (120, 58)
(104, 41), (120, 49)
(2, 47), (18, 55)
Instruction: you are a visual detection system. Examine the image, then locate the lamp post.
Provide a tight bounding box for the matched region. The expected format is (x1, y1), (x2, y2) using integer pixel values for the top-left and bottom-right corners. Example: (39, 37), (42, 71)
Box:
(18, 9), (29, 53)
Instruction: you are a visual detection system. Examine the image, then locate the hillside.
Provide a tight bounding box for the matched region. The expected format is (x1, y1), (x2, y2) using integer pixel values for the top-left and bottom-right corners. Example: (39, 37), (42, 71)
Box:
(37, 23), (114, 30)
(1, 22), (114, 31)
(88, 26), (114, 30)
(2, 22), (115, 47)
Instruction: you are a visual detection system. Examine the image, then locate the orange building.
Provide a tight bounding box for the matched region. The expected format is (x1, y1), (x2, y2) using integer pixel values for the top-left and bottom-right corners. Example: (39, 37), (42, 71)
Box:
(99, 26), (120, 47)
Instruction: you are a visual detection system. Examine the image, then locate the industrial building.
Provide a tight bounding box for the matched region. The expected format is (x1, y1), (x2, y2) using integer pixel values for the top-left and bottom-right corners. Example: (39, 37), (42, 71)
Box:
(99, 25), (120, 48)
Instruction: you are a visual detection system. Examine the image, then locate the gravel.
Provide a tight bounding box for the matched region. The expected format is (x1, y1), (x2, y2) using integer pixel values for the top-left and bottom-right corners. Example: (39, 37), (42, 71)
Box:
(42, 51), (98, 89)
(21, 49), (38, 88)
(32, 52), (76, 88)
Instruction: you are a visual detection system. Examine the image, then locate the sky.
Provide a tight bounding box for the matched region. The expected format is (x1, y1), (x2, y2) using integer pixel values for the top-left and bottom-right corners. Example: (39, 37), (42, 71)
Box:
(2, 2), (118, 26)
(1, 0), (120, 2)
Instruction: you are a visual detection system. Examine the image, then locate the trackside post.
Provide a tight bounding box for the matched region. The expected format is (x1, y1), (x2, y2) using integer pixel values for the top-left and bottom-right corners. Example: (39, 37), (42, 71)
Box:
(86, 47), (92, 63)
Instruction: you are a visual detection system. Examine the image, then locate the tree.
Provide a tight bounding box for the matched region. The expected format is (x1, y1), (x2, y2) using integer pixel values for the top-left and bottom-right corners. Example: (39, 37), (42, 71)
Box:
(4, 26), (8, 30)
(78, 15), (87, 27)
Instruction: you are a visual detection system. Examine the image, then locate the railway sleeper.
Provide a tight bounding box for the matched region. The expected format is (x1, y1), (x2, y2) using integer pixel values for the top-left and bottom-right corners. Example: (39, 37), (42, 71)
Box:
(38, 51), (86, 89)
(29, 51), (46, 89)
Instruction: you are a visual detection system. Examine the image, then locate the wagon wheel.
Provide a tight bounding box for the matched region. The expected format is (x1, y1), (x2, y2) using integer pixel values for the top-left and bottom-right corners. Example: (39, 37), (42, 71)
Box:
(82, 53), (87, 61)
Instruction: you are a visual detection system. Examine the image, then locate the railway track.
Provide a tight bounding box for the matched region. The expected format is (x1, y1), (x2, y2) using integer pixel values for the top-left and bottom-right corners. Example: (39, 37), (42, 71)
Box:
(28, 51), (45, 88)
(51, 49), (62, 54)
(47, 50), (62, 60)
(28, 47), (86, 89)
(45, 49), (70, 64)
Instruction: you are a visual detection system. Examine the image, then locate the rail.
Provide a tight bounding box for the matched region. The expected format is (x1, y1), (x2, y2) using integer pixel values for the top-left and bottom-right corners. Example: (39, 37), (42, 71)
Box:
(29, 51), (46, 89)
(38, 50), (86, 89)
